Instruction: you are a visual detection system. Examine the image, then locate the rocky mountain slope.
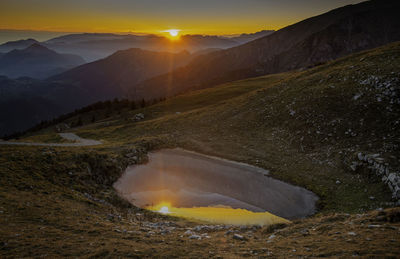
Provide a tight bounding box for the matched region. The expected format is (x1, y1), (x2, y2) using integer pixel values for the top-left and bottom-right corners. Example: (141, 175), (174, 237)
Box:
(1, 42), (399, 257)
(0, 43), (85, 79)
(132, 0), (400, 100)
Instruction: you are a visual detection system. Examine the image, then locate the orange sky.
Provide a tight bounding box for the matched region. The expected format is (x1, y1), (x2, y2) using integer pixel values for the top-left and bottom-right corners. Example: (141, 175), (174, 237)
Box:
(0, 0), (365, 36)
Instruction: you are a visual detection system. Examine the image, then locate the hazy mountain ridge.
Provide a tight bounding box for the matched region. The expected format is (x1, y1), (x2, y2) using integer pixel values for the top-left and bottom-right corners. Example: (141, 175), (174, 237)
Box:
(50, 48), (193, 100)
(132, 0), (400, 100)
(0, 38), (38, 52)
(41, 32), (265, 62)
(229, 30), (275, 44)
(0, 43), (85, 79)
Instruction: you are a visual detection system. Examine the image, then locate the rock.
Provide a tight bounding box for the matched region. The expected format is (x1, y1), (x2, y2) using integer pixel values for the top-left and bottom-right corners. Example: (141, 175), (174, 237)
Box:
(369, 196), (375, 200)
(189, 234), (201, 240)
(336, 180), (341, 184)
(135, 213), (144, 221)
(353, 93), (362, 100)
(348, 232), (357, 236)
(367, 225), (381, 229)
(268, 234), (276, 240)
(300, 229), (310, 236)
(350, 162), (358, 171)
(132, 113), (145, 121)
(233, 234), (246, 241)
(184, 230), (194, 235)
(145, 231), (155, 237)
(194, 225), (214, 232)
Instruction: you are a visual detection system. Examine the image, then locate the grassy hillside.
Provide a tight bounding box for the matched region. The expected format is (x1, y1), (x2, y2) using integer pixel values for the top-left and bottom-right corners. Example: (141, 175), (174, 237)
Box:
(2, 42), (400, 257)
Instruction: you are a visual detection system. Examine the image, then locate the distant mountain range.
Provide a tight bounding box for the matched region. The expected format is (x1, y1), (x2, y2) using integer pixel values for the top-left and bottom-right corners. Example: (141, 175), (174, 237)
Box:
(0, 43), (85, 79)
(39, 30), (273, 62)
(0, 30), (274, 62)
(1, 0), (399, 136)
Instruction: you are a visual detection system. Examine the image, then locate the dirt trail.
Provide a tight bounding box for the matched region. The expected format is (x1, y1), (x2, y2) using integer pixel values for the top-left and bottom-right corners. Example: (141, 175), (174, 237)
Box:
(0, 133), (102, 147)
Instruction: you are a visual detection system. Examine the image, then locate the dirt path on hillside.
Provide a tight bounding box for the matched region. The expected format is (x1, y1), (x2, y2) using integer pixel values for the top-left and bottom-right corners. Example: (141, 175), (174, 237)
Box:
(0, 133), (102, 147)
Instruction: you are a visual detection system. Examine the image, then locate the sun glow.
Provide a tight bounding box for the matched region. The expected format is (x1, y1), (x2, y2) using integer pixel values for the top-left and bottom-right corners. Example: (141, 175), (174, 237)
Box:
(163, 29), (180, 39)
(167, 29), (179, 37)
(148, 202), (290, 226)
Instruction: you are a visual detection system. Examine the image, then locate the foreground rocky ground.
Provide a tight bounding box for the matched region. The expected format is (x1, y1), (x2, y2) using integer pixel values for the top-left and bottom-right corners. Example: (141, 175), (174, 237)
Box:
(0, 145), (399, 258)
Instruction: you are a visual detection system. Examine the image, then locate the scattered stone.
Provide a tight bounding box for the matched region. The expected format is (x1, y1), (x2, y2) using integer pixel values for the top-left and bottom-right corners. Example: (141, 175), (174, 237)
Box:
(353, 93), (362, 100)
(145, 231), (155, 237)
(184, 230), (194, 235)
(233, 234), (246, 241)
(367, 225), (381, 229)
(336, 180), (341, 184)
(189, 234), (201, 240)
(300, 229), (310, 236)
(268, 234), (276, 240)
(348, 232), (357, 236)
(132, 113), (145, 121)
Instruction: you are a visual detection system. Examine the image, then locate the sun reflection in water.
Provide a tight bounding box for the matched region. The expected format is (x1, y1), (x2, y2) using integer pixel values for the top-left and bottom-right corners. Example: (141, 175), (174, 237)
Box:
(148, 202), (290, 226)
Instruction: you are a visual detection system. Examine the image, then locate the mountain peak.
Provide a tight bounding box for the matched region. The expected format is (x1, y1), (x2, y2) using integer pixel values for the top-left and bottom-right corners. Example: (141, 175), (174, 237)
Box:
(24, 43), (55, 54)
(27, 43), (48, 50)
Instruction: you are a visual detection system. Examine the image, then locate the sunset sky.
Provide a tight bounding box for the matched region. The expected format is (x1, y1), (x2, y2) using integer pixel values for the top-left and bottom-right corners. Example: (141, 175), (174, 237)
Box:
(1, 0), (365, 37)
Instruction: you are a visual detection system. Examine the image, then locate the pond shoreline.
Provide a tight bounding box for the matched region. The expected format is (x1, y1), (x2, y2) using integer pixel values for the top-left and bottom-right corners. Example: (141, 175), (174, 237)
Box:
(114, 148), (319, 220)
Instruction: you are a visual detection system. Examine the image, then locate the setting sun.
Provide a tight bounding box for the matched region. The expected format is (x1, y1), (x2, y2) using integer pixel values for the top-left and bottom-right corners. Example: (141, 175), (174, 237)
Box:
(164, 29), (180, 38)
